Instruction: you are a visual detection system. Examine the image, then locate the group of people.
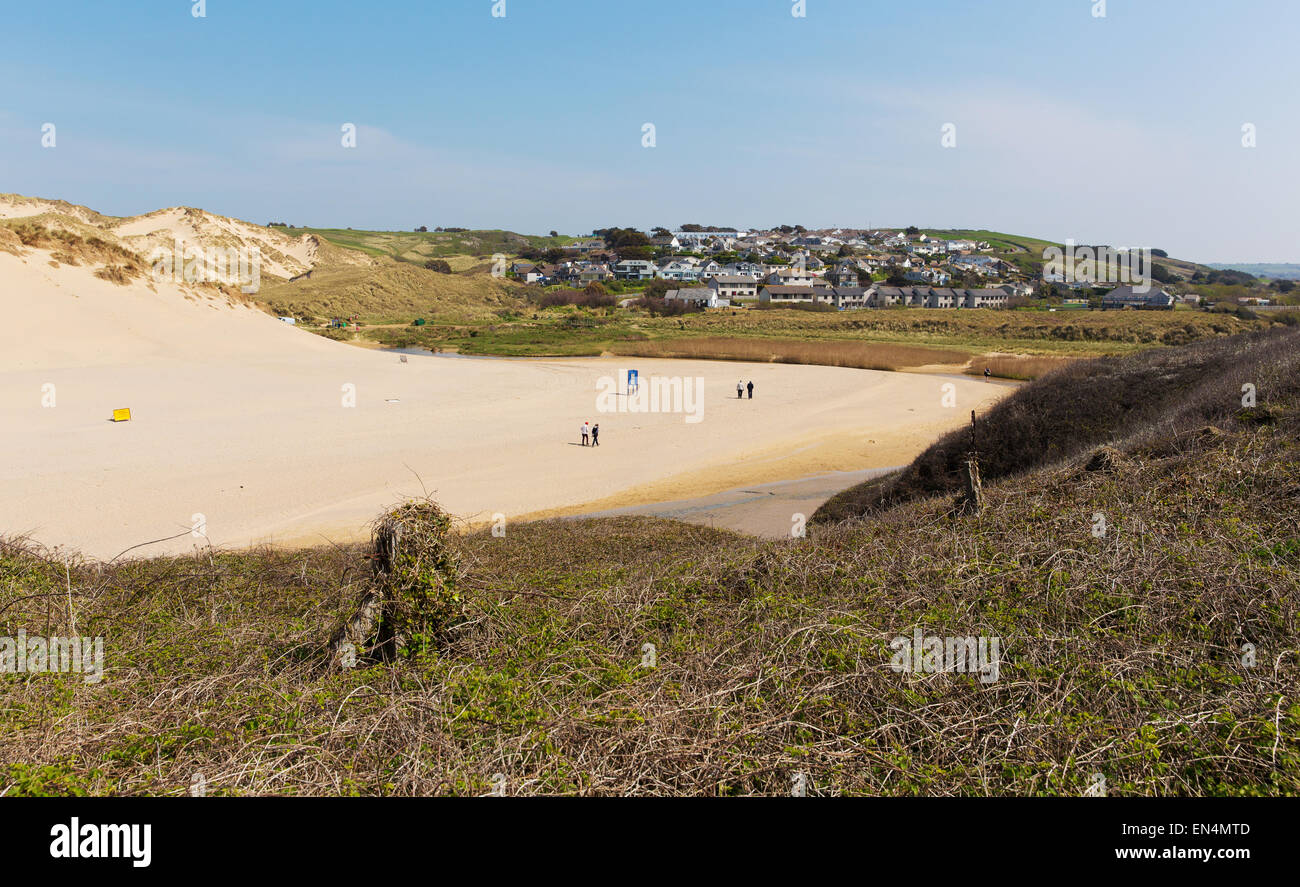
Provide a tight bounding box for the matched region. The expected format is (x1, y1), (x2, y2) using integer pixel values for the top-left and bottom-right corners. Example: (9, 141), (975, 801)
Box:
(579, 378), (756, 447)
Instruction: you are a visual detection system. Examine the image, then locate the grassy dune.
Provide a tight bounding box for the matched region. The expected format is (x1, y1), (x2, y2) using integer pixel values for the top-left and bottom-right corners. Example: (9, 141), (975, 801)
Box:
(815, 326), (1300, 523)
(257, 260), (530, 324)
(1, 221), (147, 281)
(287, 227), (578, 263)
(2, 330), (1298, 796)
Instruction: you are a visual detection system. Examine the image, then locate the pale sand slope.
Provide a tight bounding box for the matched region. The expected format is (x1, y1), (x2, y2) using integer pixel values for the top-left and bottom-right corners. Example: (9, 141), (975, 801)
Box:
(0, 194), (338, 282)
(1, 249), (1009, 559)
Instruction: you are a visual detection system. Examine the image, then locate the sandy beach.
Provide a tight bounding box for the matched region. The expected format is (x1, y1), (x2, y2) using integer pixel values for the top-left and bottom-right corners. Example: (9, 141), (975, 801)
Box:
(1, 249), (1009, 559)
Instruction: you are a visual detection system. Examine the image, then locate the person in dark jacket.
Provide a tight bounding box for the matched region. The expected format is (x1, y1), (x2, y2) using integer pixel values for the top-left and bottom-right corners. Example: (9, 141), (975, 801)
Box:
(591, 424), (600, 446)
(746, 380), (754, 399)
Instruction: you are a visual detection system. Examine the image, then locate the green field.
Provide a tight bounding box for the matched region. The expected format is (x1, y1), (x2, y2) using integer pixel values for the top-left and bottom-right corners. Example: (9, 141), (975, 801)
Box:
(919, 229), (1064, 274)
(339, 302), (1268, 362)
(920, 228), (1064, 254)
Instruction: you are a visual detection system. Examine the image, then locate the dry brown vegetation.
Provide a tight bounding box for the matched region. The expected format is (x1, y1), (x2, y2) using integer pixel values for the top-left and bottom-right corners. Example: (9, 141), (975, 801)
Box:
(967, 355), (1077, 380)
(92, 265), (137, 285)
(257, 260), (528, 323)
(613, 336), (971, 371)
(2, 221), (146, 284)
(816, 326), (1300, 523)
(0, 226), (23, 257)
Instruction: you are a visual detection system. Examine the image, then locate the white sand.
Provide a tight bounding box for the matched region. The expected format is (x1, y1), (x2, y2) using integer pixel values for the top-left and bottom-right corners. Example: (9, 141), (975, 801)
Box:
(110, 207), (319, 279)
(1, 248), (1010, 559)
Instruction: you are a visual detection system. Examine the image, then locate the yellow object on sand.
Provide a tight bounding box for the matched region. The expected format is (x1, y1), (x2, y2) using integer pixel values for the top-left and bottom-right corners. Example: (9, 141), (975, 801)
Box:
(112, 408), (132, 422)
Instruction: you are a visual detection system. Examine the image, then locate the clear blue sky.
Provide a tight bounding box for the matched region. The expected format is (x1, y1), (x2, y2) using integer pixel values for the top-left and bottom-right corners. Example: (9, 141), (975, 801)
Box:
(2, 0), (1295, 261)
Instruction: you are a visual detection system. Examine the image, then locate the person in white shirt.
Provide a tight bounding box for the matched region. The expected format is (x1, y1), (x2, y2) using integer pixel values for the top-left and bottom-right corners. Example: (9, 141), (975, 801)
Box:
(580, 422), (590, 446)
(736, 380), (744, 399)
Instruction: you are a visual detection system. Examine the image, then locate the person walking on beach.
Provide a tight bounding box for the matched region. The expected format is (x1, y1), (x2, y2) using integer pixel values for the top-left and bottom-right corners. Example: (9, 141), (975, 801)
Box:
(737, 380), (744, 399)
(746, 380), (754, 399)
(983, 367), (991, 382)
(580, 421), (590, 446)
(591, 423), (600, 446)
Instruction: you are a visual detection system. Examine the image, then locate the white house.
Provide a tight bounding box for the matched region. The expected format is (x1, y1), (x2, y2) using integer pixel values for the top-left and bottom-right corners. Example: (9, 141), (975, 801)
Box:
(657, 257), (701, 281)
(765, 266), (817, 286)
(672, 230), (747, 247)
(696, 259), (723, 279)
(758, 285), (824, 305)
(665, 287), (729, 308)
(906, 268), (952, 286)
(613, 259), (657, 280)
(709, 275), (758, 300)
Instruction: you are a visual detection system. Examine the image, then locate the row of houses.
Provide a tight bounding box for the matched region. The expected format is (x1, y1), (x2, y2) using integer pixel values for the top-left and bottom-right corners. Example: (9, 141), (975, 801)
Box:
(512, 227), (1011, 290)
(653, 230), (993, 255)
(664, 282), (1018, 311)
(1099, 285), (1176, 310)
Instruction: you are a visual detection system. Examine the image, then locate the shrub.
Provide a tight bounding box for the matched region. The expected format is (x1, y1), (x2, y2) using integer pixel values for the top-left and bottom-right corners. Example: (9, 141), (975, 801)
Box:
(630, 296), (700, 317)
(537, 288), (616, 309)
(815, 326), (1300, 522)
(372, 501), (462, 657)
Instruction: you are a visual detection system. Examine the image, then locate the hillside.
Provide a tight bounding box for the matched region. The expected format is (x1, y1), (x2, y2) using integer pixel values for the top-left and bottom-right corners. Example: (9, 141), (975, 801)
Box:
(3, 326), (1297, 795)
(257, 260), (529, 324)
(287, 226), (580, 265)
(920, 228), (1217, 281)
(1210, 263), (1300, 281)
(814, 326), (1300, 523)
(922, 228), (1093, 276)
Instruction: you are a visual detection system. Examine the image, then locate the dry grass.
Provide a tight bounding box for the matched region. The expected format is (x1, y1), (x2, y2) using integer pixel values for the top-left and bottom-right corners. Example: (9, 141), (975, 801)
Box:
(613, 336), (971, 371)
(257, 260), (528, 324)
(816, 325), (1300, 523)
(3, 221), (146, 284)
(967, 355), (1076, 380)
(0, 226), (23, 257)
(92, 264), (139, 285)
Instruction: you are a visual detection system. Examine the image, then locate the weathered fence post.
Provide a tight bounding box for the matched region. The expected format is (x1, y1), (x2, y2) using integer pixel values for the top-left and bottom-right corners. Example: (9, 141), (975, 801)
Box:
(328, 502), (459, 670)
(954, 410), (984, 513)
(962, 458), (985, 512)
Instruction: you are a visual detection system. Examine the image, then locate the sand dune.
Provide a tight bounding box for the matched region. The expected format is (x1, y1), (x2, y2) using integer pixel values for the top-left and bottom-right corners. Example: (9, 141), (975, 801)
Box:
(110, 206), (320, 279)
(0, 193), (344, 282)
(0, 194), (110, 225)
(1, 244), (1010, 559)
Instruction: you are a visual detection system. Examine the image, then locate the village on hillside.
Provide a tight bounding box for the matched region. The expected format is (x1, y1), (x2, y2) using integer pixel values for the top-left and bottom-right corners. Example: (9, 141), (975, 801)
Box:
(498, 225), (1200, 312)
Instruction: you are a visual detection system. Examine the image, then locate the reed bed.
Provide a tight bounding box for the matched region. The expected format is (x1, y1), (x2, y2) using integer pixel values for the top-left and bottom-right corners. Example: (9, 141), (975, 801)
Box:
(612, 336), (971, 371)
(967, 354), (1076, 380)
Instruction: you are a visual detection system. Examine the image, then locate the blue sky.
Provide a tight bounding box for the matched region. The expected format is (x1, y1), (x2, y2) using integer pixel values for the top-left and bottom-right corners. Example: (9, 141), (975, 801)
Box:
(2, 0), (1296, 261)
